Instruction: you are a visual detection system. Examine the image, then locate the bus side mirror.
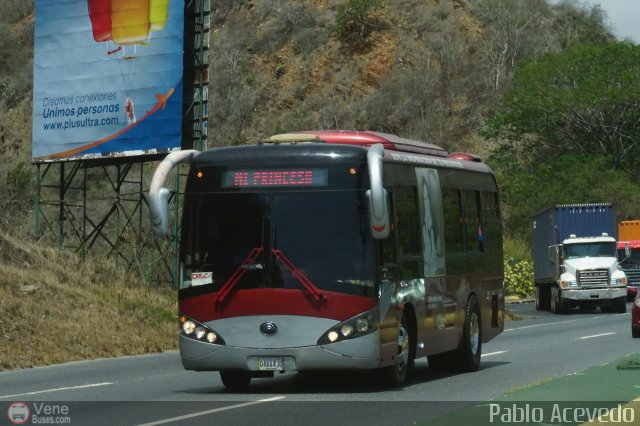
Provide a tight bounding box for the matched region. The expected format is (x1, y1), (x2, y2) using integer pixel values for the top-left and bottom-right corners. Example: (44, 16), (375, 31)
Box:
(149, 188), (171, 236)
(149, 150), (199, 236)
(367, 144), (390, 239)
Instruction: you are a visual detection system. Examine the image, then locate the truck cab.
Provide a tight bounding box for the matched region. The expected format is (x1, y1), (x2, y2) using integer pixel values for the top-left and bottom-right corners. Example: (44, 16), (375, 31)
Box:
(617, 240), (640, 301)
(540, 234), (627, 313)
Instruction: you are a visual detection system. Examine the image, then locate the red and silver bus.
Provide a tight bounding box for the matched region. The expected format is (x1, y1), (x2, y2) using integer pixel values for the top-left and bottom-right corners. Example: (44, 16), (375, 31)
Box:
(148, 130), (504, 389)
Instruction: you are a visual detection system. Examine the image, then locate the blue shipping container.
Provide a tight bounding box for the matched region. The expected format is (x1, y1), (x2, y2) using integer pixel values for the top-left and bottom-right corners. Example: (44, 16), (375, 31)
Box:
(532, 204), (617, 282)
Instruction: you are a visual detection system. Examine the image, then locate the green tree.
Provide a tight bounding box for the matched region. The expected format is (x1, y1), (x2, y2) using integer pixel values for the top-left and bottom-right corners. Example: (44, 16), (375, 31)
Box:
(488, 150), (640, 239)
(485, 42), (640, 168)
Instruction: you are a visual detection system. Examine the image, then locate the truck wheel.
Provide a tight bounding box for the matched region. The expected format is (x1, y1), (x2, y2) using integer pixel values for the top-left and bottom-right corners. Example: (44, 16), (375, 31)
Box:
(551, 287), (567, 314)
(615, 297), (627, 313)
(220, 370), (251, 391)
(536, 285), (551, 311)
(550, 287), (557, 313)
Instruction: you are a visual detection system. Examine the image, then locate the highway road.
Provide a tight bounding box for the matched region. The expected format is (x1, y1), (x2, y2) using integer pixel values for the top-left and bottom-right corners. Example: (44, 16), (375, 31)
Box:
(1, 302), (638, 425)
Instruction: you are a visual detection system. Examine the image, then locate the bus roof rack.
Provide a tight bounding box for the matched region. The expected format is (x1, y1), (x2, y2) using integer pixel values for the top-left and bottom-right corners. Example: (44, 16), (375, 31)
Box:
(264, 130), (450, 158)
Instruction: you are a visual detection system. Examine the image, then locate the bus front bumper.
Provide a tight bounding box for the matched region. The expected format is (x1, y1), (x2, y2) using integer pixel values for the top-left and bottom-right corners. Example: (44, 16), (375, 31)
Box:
(561, 287), (626, 301)
(179, 331), (381, 372)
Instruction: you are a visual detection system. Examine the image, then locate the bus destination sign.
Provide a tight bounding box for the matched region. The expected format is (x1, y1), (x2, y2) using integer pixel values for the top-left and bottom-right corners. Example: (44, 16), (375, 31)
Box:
(221, 169), (328, 188)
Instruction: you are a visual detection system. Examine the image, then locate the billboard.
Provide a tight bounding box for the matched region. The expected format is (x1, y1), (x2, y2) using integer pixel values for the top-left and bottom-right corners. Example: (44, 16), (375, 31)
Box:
(32, 0), (184, 162)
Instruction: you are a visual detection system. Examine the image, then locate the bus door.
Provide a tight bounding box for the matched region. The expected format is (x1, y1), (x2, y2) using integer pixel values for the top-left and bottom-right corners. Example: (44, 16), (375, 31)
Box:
(413, 169), (448, 353)
(378, 189), (402, 365)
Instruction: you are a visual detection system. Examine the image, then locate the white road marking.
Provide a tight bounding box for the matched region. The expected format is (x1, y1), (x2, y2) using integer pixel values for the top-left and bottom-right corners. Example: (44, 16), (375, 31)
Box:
(578, 332), (616, 340)
(0, 382), (113, 399)
(137, 396), (287, 426)
(590, 313), (630, 319)
(481, 350), (508, 358)
(505, 319), (578, 331)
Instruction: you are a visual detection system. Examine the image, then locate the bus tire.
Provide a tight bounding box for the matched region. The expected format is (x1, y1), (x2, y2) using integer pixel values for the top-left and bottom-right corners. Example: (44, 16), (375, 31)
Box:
(456, 295), (482, 372)
(220, 370), (251, 391)
(379, 312), (411, 387)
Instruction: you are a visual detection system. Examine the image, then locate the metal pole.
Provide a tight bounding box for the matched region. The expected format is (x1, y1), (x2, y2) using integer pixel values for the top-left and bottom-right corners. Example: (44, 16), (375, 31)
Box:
(116, 164), (121, 267)
(59, 162), (65, 250)
(82, 163), (87, 255)
(35, 164), (41, 239)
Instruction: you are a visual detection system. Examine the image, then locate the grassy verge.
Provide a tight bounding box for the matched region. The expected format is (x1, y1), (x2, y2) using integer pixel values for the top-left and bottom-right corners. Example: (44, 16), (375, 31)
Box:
(0, 232), (177, 370)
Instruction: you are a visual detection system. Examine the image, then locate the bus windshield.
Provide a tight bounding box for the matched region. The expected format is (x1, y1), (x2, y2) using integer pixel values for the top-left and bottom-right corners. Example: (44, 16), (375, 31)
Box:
(180, 190), (376, 298)
(564, 242), (616, 259)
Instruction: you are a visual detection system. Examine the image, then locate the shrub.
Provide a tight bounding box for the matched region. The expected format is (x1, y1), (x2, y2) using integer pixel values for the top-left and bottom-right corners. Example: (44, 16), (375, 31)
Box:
(334, 0), (383, 45)
(504, 258), (534, 298)
(6, 162), (33, 204)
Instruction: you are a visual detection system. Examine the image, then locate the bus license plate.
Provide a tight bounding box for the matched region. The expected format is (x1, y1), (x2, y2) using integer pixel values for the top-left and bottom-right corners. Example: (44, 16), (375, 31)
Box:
(258, 357), (283, 371)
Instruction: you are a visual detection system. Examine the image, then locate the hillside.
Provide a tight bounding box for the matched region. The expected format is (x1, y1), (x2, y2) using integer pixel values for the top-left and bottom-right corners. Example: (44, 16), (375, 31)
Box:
(207, 0), (610, 152)
(0, 232), (176, 370)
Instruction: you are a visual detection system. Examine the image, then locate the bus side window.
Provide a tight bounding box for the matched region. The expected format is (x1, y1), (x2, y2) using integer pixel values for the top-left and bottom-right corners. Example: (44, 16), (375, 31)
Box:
(481, 191), (501, 253)
(394, 185), (423, 279)
(463, 190), (483, 253)
(394, 186), (420, 256)
(442, 188), (464, 253)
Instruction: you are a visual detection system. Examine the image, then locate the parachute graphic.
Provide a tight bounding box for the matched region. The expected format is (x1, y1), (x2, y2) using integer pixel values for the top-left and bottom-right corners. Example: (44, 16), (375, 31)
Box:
(88, 0), (170, 57)
(86, 1), (172, 132)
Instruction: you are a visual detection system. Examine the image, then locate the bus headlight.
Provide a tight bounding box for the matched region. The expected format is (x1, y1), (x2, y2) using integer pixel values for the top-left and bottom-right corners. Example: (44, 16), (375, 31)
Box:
(179, 314), (225, 345)
(182, 320), (196, 335)
(356, 318), (369, 332)
(195, 327), (207, 340)
(206, 332), (218, 343)
(341, 325), (354, 337)
(318, 308), (379, 345)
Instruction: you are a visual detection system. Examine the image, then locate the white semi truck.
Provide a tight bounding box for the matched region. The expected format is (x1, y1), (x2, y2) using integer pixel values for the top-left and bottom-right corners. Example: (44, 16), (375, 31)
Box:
(532, 204), (629, 314)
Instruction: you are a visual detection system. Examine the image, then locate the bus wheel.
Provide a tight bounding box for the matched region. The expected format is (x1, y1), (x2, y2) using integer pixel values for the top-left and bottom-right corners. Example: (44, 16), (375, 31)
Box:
(220, 370), (251, 391)
(380, 313), (411, 387)
(457, 295), (482, 372)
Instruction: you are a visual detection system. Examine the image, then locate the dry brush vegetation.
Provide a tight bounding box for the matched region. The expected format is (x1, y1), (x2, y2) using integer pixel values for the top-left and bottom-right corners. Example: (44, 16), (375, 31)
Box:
(0, 232), (177, 370)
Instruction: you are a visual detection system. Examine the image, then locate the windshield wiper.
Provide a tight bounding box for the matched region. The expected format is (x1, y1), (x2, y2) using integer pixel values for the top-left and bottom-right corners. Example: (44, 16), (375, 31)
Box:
(216, 247), (264, 303)
(272, 249), (326, 302)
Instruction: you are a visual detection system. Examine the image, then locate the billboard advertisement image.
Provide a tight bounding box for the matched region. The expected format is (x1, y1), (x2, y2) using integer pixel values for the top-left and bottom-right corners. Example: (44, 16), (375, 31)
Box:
(32, 0), (184, 162)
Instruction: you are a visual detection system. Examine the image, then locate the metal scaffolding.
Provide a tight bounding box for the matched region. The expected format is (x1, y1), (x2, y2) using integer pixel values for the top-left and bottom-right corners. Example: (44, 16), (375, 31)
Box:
(34, 157), (182, 285)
